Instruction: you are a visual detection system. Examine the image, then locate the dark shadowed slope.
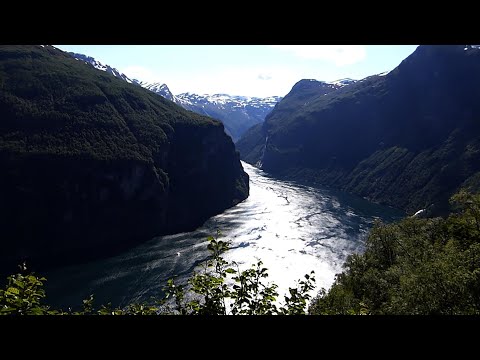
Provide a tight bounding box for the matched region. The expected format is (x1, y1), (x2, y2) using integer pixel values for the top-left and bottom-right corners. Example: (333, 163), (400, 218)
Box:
(0, 45), (249, 273)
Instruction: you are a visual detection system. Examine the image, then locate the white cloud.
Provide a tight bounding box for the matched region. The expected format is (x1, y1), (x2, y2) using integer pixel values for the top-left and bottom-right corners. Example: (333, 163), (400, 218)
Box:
(258, 73), (272, 80)
(166, 66), (301, 98)
(121, 66), (156, 81)
(269, 45), (367, 66)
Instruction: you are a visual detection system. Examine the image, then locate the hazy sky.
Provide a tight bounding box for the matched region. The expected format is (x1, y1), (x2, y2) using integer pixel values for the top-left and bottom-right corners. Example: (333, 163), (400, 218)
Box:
(55, 45), (418, 97)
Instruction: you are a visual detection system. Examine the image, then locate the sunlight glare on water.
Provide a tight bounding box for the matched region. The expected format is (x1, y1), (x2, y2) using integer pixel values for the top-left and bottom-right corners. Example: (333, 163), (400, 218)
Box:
(45, 161), (403, 309)
(209, 162), (402, 303)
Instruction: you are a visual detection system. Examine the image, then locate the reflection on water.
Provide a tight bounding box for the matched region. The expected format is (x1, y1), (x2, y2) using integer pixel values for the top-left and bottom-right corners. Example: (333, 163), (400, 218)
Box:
(45, 162), (404, 309)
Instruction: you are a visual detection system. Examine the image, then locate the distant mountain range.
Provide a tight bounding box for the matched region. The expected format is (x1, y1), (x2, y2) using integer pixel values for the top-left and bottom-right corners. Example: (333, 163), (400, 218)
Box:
(69, 52), (282, 141)
(238, 45), (480, 216)
(170, 92), (283, 142)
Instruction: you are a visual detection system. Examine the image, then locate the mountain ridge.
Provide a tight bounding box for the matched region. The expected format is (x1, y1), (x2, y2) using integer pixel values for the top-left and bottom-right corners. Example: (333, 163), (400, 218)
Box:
(238, 45), (480, 215)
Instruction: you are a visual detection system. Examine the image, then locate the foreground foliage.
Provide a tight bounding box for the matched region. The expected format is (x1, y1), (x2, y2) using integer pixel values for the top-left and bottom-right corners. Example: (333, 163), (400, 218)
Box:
(0, 233), (315, 315)
(309, 189), (480, 315)
(6, 186), (479, 315)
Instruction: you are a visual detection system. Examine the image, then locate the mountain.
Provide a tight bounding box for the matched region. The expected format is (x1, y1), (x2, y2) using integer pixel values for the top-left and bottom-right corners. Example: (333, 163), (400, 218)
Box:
(132, 80), (176, 102)
(133, 83), (283, 142)
(0, 45), (249, 273)
(172, 92), (283, 142)
(236, 79), (355, 165)
(238, 45), (480, 215)
(69, 52), (134, 84)
(66, 52), (282, 142)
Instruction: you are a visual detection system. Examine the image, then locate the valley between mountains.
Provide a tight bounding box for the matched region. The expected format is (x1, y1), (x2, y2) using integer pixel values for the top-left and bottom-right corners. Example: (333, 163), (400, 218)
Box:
(2, 45), (480, 315)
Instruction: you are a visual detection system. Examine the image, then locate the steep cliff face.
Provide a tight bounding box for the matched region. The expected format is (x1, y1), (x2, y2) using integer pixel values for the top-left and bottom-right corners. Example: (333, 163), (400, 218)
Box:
(165, 121), (249, 233)
(238, 45), (480, 215)
(0, 156), (168, 269)
(0, 45), (249, 273)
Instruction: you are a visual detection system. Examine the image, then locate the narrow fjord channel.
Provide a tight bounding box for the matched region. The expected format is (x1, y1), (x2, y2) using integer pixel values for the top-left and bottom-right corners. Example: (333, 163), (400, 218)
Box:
(45, 162), (404, 309)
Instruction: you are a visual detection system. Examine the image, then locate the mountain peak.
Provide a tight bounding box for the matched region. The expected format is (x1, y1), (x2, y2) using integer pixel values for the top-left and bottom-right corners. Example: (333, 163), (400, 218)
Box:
(388, 44), (480, 85)
(69, 52), (133, 84)
(291, 79), (332, 92)
(133, 80), (174, 101)
(291, 78), (357, 94)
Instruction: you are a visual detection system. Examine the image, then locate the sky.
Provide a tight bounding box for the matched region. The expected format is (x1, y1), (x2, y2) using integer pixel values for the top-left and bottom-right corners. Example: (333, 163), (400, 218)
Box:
(54, 45), (419, 98)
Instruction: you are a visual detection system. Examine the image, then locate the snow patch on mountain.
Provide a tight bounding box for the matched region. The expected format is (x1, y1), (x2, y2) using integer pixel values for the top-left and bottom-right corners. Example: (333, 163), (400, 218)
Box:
(132, 80), (176, 101)
(175, 92), (283, 110)
(327, 78), (358, 87)
(68, 52), (134, 84)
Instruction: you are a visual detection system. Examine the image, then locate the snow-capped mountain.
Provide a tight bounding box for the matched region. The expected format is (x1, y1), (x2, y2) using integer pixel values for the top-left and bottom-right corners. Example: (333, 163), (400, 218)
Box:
(131, 80), (176, 102)
(175, 93), (281, 109)
(167, 92), (283, 141)
(69, 52), (134, 83)
(66, 51), (282, 141)
(64, 51), (368, 141)
(129, 81), (284, 141)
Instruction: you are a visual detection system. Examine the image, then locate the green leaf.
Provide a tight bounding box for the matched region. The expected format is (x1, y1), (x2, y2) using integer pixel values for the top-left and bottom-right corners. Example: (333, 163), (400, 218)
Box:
(0, 307), (16, 314)
(225, 268), (236, 274)
(30, 307), (45, 315)
(6, 287), (19, 295)
(27, 275), (38, 283)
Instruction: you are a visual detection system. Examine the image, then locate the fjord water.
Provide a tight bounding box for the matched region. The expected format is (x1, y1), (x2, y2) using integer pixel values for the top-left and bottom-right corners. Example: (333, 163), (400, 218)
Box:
(45, 162), (404, 309)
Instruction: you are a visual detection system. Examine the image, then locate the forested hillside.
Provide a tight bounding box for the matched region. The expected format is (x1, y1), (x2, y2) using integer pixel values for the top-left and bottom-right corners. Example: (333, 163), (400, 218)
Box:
(238, 45), (480, 215)
(0, 45), (249, 273)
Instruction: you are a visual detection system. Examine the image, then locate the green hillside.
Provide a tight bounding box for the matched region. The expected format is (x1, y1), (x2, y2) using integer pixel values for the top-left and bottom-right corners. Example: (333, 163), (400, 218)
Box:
(238, 45), (480, 215)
